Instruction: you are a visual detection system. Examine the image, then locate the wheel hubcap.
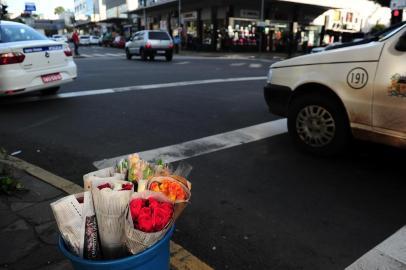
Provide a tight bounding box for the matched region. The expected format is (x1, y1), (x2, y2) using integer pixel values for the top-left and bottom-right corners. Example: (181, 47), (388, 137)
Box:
(296, 105), (336, 147)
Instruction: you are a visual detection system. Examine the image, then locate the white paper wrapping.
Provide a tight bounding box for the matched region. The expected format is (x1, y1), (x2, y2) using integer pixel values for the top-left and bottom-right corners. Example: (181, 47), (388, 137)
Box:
(83, 167), (125, 191)
(91, 179), (133, 259)
(124, 191), (174, 255)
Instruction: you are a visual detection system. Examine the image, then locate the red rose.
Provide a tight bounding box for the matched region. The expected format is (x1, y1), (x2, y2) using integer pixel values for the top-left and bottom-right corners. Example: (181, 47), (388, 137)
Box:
(121, 183), (133, 191)
(129, 199), (143, 220)
(160, 202), (173, 213)
(97, 183), (112, 190)
(138, 207), (152, 219)
(137, 214), (154, 232)
(148, 197), (159, 209)
(152, 207), (172, 231)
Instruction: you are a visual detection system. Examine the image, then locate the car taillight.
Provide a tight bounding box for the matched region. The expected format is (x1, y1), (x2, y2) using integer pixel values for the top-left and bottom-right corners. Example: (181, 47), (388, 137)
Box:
(169, 43), (174, 49)
(64, 46), (73, 57)
(145, 42), (152, 49)
(0, 52), (25, 65)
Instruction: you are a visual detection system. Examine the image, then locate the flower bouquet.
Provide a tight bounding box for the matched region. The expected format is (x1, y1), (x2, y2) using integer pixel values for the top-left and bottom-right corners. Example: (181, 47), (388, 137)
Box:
(148, 175), (191, 220)
(124, 191), (174, 255)
(51, 191), (101, 259)
(83, 167), (125, 191)
(91, 179), (134, 259)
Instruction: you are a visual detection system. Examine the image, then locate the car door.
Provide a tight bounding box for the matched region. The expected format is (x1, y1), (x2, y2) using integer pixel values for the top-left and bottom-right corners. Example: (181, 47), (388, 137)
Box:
(134, 32), (144, 54)
(372, 26), (406, 136)
(127, 33), (138, 54)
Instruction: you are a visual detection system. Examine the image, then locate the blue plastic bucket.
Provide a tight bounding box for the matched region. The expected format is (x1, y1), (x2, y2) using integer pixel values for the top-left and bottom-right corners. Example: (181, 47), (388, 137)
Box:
(58, 225), (174, 270)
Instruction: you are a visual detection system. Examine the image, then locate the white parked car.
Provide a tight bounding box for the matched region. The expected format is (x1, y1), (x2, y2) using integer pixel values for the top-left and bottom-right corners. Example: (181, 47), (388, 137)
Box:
(264, 22), (406, 154)
(51, 34), (68, 43)
(0, 20), (77, 96)
(79, 35), (90, 46)
(89, 35), (100, 45)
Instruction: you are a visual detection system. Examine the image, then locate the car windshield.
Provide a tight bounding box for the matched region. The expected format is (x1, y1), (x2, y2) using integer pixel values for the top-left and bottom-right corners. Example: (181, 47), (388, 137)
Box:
(375, 21), (406, 40)
(148, 32), (170, 40)
(0, 24), (48, 43)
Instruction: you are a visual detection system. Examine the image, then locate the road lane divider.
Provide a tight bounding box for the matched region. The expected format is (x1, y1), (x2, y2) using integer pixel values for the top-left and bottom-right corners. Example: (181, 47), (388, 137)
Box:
(94, 119), (288, 169)
(0, 155), (214, 270)
(1, 76), (267, 104)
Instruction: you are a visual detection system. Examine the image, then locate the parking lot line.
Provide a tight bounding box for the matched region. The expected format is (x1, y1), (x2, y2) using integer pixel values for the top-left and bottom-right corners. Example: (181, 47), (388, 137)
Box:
(93, 118), (288, 169)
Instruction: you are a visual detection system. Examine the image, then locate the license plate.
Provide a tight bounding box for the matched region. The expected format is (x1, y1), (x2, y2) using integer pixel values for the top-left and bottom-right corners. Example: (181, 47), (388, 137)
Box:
(42, 73), (62, 83)
(157, 50), (166, 54)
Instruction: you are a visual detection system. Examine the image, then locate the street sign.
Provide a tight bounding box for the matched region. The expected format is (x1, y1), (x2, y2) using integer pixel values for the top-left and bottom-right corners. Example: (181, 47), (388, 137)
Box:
(391, 0), (406, 10)
(25, 2), (36, 12)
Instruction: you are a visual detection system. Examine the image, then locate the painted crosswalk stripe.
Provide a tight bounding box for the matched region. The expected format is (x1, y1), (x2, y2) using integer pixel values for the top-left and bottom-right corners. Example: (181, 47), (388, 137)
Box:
(175, 61), (190, 65)
(346, 226), (406, 269)
(93, 119), (287, 169)
(80, 53), (91, 57)
(106, 53), (123, 56)
(249, 63), (263, 68)
(0, 76), (266, 104)
(230, 63), (246, 67)
(92, 53), (105, 57)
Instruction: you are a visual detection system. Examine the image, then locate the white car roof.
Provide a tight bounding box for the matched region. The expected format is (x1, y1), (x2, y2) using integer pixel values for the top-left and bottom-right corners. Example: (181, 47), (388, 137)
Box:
(0, 20), (24, 26)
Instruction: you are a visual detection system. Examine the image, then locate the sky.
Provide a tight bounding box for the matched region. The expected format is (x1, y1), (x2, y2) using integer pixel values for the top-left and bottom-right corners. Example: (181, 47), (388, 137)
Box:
(5, 0), (74, 19)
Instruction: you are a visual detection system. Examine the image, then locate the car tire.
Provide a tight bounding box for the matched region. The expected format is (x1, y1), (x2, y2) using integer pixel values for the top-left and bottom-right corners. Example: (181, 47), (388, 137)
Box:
(140, 49), (147, 61)
(287, 94), (351, 155)
(149, 54), (155, 61)
(126, 49), (132, 60)
(165, 52), (173, 61)
(41, 87), (60, 95)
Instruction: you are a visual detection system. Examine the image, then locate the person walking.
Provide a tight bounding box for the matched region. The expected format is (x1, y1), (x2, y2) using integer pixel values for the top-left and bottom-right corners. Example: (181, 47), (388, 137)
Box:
(72, 30), (80, 56)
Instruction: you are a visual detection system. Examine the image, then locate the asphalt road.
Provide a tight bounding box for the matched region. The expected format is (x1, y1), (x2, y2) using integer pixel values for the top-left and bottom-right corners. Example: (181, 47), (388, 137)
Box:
(1, 46), (405, 270)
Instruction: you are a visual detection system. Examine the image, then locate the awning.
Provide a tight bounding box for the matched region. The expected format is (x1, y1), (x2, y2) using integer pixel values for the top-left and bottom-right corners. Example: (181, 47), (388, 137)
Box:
(127, 0), (177, 14)
(277, 0), (353, 9)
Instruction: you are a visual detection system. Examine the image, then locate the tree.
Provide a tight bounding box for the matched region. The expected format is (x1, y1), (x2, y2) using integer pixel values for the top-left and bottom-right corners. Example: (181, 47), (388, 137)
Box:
(54, 6), (65, 15)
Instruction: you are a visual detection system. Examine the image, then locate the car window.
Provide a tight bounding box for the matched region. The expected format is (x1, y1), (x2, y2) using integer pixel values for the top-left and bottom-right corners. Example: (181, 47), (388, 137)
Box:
(0, 24), (48, 43)
(148, 32), (170, 40)
(80, 36), (90, 39)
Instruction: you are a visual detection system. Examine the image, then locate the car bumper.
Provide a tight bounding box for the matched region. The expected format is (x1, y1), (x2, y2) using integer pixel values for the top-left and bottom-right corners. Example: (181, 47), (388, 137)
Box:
(0, 60), (77, 96)
(145, 48), (172, 55)
(263, 83), (292, 117)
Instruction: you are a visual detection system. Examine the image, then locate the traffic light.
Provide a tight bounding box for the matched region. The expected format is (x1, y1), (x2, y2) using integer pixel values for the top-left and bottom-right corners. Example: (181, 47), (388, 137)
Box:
(391, 9), (403, 25)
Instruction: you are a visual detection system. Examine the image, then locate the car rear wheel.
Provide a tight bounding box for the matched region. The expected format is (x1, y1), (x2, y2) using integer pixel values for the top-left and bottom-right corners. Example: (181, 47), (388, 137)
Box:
(165, 52), (173, 61)
(126, 49), (132, 60)
(287, 94), (350, 155)
(41, 87), (60, 95)
(149, 54), (155, 61)
(140, 49), (147, 61)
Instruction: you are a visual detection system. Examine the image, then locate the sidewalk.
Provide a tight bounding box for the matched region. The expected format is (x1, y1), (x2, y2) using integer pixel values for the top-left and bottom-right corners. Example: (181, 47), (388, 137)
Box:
(0, 166), (73, 270)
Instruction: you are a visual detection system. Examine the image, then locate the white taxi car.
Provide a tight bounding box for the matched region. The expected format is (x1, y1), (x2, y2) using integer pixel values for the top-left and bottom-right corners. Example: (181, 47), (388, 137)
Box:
(264, 22), (406, 154)
(0, 21), (77, 95)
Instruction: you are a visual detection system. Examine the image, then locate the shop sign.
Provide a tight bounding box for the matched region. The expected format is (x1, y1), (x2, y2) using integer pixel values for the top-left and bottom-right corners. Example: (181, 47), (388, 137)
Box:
(182, 11), (197, 21)
(391, 0), (406, 10)
(240, 9), (260, 19)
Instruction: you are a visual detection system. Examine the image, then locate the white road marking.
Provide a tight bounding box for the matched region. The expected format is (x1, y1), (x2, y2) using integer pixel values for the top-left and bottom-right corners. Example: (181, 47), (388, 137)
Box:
(93, 119), (288, 169)
(230, 63), (246, 67)
(1, 77), (266, 104)
(175, 61), (190, 65)
(346, 226), (406, 269)
(249, 63), (263, 68)
(92, 53), (105, 57)
(106, 53), (124, 57)
(80, 53), (91, 57)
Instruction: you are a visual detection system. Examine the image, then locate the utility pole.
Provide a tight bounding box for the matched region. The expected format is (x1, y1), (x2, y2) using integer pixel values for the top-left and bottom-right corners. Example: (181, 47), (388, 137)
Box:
(259, 0), (264, 53)
(178, 0), (181, 52)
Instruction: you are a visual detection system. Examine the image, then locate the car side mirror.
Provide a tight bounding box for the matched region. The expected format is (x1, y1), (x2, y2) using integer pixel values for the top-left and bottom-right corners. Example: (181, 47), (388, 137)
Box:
(395, 32), (406, 52)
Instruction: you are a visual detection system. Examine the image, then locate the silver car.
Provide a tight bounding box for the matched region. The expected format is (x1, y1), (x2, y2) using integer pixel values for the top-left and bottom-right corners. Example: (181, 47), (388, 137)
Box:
(125, 30), (174, 61)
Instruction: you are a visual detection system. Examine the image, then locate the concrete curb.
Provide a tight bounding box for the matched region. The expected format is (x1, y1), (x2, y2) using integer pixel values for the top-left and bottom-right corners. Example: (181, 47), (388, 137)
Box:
(0, 155), (213, 270)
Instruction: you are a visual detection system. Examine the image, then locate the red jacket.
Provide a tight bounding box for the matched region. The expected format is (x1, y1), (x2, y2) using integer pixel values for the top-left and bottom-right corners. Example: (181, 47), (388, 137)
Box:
(72, 32), (79, 44)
